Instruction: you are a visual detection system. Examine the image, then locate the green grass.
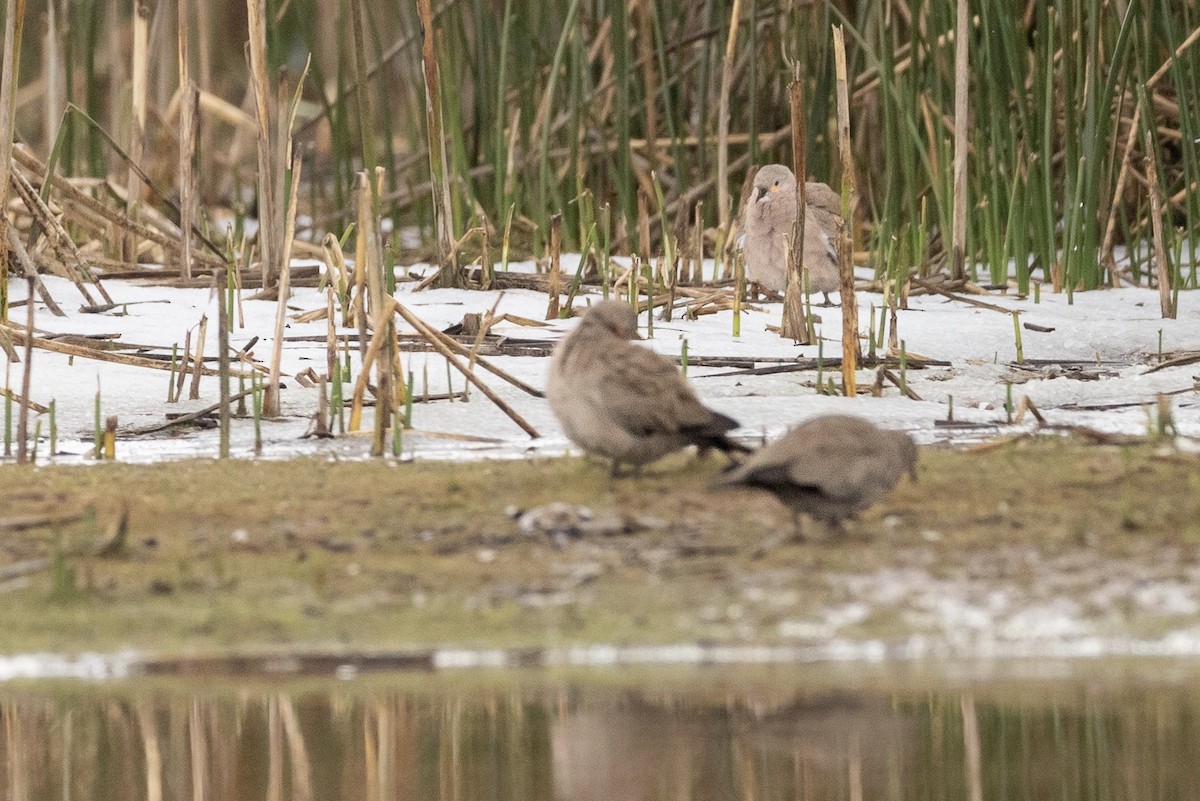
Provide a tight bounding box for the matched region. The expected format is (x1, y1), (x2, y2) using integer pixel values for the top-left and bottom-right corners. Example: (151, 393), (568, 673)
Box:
(0, 438), (1197, 657)
(15, 0), (1200, 289)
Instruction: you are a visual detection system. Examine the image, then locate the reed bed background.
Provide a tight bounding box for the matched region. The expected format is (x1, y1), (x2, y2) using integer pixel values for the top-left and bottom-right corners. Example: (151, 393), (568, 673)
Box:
(4, 0), (1200, 293)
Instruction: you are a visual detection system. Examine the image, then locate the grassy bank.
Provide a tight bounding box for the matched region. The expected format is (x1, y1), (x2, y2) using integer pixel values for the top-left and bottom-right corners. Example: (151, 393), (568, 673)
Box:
(0, 436), (1196, 657)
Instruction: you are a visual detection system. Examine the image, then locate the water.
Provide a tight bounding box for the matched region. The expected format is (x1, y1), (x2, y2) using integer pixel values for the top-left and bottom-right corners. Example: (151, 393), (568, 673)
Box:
(3, 666), (1200, 800)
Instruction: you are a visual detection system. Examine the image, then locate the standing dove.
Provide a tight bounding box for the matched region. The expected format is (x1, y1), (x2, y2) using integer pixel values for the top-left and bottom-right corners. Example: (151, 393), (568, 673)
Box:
(546, 300), (745, 475)
(742, 164), (842, 305)
(717, 415), (917, 537)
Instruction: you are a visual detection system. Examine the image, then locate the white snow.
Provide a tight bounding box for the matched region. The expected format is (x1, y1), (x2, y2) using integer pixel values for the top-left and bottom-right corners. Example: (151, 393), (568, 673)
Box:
(5, 259), (1196, 464)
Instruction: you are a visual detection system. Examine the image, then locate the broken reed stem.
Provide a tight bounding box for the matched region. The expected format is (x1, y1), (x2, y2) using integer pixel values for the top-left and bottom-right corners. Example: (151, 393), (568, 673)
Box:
(103, 415), (117, 460)
(125, 0), (149, 263)
(950, 0), (969, 282)
(391, 299), (540, 438)
(547, 213), (562, 319)
(833, 25), (859, 395)
(1144, 130), (1176, 320)
(217, 268), (231, 458)
(189, 314), (208, 401)
(175, 328), (192, 400)
(1011, 312), (1024, 362)
(16, 277), (32, 463)
(418, 0), (461, 289)
(0, 0), (25, 326)
(782, 63), (810, 343)
(716, 0), (743, 238)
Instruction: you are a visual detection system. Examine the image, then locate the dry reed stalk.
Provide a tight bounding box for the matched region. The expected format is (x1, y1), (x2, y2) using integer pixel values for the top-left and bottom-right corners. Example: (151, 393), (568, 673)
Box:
(1144, 130), (1176, 319)
(189, 701), (208, 801)
(781, 64), (810, 343)
(0, 0), (25, 326)
(390, 299), (540, 437)
(636, 188), (651, 263)
(5, 225), (65, 316)
(635, 0), (659, 172)
(265, 151), (303, 417)
(547, 213), (562, 319)
(716, 0), (744, 239)
(178, 0), (196, 281)
(217, 268), (231, 457)
(132, 389), (258, 436)
(246, 0), (280, 287)
(125, 0), (150, 263)
(949, 0), (969, 281)
(103, 415), (117, 460)
(0, 388), (45, 414)
(417, 324), (542, 397)
(361, 171), (396, 455)
(188, 314), (208, 400)
(417, 0), (461, 289)
(8, 167), (107, 304)
(325, 286), (337, 382)
(16, 277), (32, 463)
(42, 0), (62, 161)
(833, 26), (860, 393)
(278, 697), (315, 801)
(12, 147), (219, 269)
(1101, 101), (1141, 285)
(175, 327), (192, 400)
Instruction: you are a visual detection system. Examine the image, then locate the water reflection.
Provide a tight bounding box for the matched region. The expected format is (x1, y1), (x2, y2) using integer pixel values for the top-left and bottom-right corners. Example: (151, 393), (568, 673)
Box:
(1, 675), (1199, 800)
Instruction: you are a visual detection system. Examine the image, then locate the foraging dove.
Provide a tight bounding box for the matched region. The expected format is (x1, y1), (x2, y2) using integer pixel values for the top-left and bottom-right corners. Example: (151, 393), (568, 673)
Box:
(546, 300), (745, 475)
(741, 164), (842, 305)
(717, 415), (916, 536)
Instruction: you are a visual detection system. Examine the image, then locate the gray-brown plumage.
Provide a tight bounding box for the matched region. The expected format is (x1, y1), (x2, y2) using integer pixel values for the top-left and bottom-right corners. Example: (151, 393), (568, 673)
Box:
(741, 164), (842, 305)
(546, 300), (746, 475)
(718, 415), (917, 536)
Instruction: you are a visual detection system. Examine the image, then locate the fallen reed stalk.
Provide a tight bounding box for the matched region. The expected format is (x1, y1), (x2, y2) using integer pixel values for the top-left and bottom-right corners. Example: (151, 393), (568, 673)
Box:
(390, 299), (539, 438)
(0, 321), (257, 377)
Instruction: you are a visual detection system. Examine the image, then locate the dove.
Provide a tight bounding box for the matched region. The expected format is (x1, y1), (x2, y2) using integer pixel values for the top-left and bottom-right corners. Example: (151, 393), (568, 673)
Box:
(546, 300), (745, 476)
(742, 164), (842, 305)
(718, 415), (916, 537)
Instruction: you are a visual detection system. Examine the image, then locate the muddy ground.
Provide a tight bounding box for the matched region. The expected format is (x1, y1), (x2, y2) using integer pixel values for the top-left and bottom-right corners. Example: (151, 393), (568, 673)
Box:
(0, 436), (1197, 659)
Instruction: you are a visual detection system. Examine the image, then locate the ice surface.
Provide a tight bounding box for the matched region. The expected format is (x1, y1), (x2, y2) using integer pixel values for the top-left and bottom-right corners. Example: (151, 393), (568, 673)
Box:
(4, 262), (1198, 464)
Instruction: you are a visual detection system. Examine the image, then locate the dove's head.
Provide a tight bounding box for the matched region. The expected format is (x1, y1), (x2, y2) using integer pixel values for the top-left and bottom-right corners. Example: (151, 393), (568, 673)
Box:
(581, 300), (640, 340)
(752, 164), (797, 204)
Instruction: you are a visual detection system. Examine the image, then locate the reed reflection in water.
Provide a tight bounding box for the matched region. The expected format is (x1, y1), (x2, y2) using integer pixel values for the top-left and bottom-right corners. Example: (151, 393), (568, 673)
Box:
(1, 681), (1199, 800)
